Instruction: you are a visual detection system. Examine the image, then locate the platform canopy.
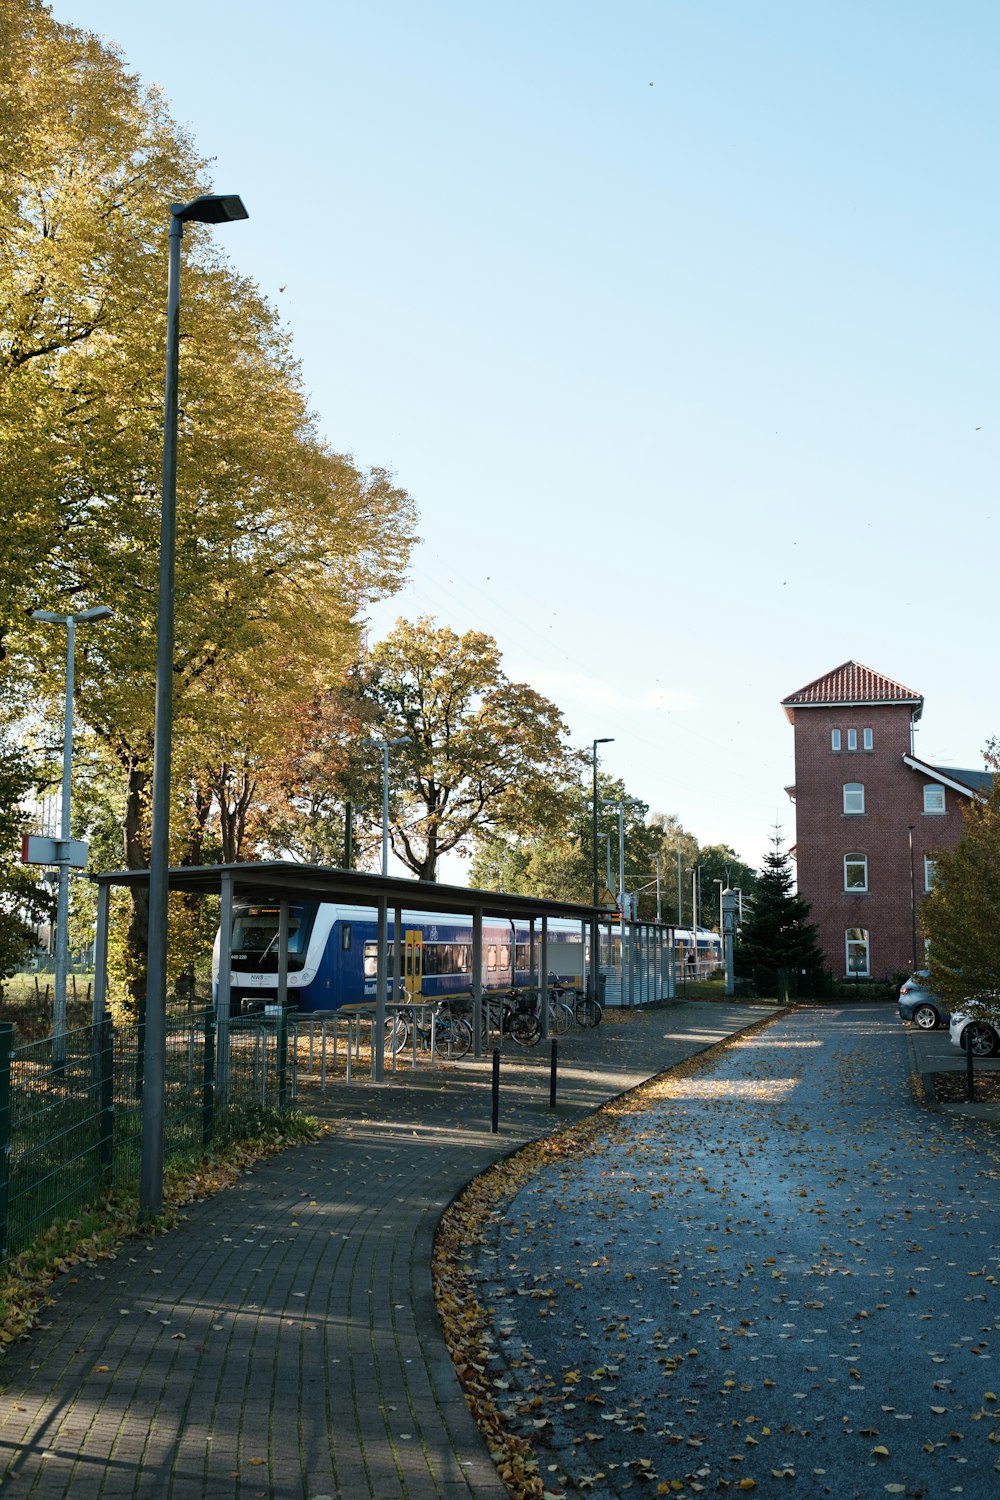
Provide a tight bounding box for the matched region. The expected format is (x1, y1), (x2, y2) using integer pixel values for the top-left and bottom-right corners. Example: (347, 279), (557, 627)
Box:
(91, 860), (600, 923)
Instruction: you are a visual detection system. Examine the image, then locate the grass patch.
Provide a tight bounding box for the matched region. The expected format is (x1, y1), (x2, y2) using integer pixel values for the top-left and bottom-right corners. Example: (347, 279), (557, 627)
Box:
(0, 1107), (324, 1352)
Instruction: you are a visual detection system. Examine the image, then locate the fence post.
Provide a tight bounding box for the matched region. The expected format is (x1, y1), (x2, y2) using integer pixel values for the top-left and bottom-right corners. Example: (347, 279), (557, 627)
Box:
(136, 990), (146, 1100)
(202, 1009), (216, 1146)
(549, 1037), (558, 1108)
(99, 1017), (114, 1182)
(277, 1006), (288, 1109)
(491, 1047), (500, 1133)
(0, 1024), (12, 1259)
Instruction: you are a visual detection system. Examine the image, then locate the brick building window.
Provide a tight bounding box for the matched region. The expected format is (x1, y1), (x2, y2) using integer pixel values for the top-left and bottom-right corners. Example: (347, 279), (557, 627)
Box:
(924, 856), (937, 891)
(843, 782), (865, 814)
(845, 927), (870, 976)
(831, 729), (842, 751)
(847, 728), (858, 751)
(923, 784), (945, 814)
(844, 853), (868, 891)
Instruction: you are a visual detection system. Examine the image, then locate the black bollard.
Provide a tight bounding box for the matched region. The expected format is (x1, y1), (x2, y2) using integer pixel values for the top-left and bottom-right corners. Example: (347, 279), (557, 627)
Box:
(491, 1047), (500, 1133)
(966, 1037), (975, 1103)
(549, 1037), (558, 1108)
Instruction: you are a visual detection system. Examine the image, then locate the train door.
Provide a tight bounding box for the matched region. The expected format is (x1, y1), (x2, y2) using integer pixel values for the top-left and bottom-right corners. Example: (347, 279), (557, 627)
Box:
(404, 930), (423, 1000)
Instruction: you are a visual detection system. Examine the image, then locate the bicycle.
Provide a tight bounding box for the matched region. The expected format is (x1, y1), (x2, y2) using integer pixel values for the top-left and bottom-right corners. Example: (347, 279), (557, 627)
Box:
(386, 1000), (473, 1060)
(481, 989), (542, 1048)
(573, 989), (603, 1028)
(545, 985), (576, 1034)
(545, 982), (602, 1030)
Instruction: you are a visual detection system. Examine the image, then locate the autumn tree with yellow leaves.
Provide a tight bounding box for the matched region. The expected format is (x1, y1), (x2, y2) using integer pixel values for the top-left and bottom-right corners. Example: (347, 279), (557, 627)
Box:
(356, 617), (580, 882)
(1, 1), (416, 992)
(923, 741), (1000, 1028)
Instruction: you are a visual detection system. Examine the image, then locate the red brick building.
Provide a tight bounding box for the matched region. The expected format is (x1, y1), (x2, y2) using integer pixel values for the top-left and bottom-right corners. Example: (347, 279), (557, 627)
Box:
(781, 661), (991, 980)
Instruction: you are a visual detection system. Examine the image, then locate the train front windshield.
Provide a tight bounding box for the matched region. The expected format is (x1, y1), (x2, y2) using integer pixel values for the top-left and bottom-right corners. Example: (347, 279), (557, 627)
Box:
(231, 903), (315, 958)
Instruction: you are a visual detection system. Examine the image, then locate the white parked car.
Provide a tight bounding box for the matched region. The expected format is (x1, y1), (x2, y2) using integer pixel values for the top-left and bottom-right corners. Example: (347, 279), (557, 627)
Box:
(949, 1009), (1000, 1058)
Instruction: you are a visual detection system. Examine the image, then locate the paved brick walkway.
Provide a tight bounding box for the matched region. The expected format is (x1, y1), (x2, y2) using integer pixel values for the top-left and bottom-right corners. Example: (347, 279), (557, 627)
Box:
(5, 1001), (988, 1498)
(0, 1002), (772, 1499)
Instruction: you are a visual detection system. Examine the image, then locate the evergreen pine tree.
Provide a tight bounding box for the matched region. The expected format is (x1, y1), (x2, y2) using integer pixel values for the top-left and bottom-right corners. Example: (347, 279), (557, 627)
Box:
(736, 828), (824, 998)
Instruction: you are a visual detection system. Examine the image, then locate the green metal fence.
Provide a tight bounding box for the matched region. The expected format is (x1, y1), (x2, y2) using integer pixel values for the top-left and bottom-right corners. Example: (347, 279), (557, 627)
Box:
(0, 1008), (295, 1260)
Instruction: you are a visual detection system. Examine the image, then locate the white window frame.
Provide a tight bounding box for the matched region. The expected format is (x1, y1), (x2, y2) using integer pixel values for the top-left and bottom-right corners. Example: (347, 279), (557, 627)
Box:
(844, 853), (868, 891)
(847, 728), (858, 751)
(863, 727), (873, 750)
(831, 729), (841, 751)
(924, 856), (937, 892)
(845, 927), (870, 976)
(843, 782), (865, 815)
(923, 784), (945, 814)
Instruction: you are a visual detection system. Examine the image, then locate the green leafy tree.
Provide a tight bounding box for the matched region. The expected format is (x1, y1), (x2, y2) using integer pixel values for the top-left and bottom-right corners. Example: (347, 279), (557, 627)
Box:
(359, 617), (581, 881)
(0, 731), (52, 989)
(470, 773), (654, 906)
(736, 828), (824, 998)
(694, 844), (759, 931)
(923, 743), (1000, 1024)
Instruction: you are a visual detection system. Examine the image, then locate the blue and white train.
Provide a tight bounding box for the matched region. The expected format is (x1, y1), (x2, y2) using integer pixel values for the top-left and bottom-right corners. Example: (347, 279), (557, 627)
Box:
(212, 899), (723, 1015)
(213, 900), (584, 1016)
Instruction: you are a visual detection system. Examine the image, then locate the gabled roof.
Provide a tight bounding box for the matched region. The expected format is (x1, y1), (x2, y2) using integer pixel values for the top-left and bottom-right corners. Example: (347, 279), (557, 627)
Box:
(782, 660), (923, 723)
(903, 756), (994, 800)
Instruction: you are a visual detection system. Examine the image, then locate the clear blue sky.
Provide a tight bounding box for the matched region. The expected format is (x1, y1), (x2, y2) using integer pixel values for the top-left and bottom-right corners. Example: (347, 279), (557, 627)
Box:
(52, 0), (1000, 870)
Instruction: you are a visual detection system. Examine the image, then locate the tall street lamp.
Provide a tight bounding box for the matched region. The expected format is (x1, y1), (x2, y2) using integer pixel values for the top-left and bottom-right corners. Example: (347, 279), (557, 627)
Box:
(363, 736), (411, 876)
(31, 605), (113, 1067)
(143, 193), (248, 1218)
(590, 738), (614, 1002)
(603, 797), (641, 918)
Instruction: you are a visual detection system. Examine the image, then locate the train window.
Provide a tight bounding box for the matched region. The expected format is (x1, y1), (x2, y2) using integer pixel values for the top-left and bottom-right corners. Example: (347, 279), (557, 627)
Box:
(232, 905), (309, 956)
(365, 942), (401, 978)
(487, 944), (497, 971)
(341, 923), (352, 950)
(499, 944), (510, 970)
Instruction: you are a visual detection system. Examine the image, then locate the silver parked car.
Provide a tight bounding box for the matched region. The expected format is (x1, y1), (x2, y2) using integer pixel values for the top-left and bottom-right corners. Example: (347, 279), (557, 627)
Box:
(949, 1009), (1000, 1057)
(898, 972), (949, 1030)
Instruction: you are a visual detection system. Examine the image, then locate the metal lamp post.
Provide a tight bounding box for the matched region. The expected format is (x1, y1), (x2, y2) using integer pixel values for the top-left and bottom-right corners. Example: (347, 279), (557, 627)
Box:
(31, 605), (113, 1067)
(590, 738), (613, 1000)
(364, 736), (411, 876)
(603, 797), (641, 918)
(142, 193), (248, 1219)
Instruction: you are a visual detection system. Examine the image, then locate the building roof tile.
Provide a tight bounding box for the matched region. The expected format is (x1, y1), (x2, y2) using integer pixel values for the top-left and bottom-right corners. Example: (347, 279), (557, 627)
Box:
(782, 660), (923, 720)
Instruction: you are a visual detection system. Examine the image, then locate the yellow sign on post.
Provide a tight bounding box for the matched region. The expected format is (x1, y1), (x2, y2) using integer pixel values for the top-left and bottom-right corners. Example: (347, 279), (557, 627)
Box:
(599, 886), (617, 909)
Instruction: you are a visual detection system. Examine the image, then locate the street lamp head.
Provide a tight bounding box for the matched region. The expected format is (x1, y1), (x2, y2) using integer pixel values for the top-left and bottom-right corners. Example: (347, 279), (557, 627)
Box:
(593, 737), (614, 747)
(31, 605), (113, 625)
(171, 193), (249, 225)
(389, 735), (411, 748)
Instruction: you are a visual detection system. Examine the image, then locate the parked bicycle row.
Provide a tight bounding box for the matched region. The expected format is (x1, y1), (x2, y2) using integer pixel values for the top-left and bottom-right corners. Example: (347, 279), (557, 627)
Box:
(384, 982), (603, 1061)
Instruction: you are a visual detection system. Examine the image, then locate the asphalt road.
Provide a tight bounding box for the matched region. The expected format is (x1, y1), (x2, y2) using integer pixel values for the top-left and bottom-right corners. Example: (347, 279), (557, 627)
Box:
(471, 1005), (1000, 1498)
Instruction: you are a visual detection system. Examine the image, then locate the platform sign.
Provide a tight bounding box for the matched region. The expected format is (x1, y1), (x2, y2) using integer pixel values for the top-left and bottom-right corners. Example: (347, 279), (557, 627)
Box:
(20, 833), (89, 868)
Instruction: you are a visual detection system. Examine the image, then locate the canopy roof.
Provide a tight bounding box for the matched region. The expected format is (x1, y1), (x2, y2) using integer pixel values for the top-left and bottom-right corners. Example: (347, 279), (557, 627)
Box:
(92, 861), (602, 923)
